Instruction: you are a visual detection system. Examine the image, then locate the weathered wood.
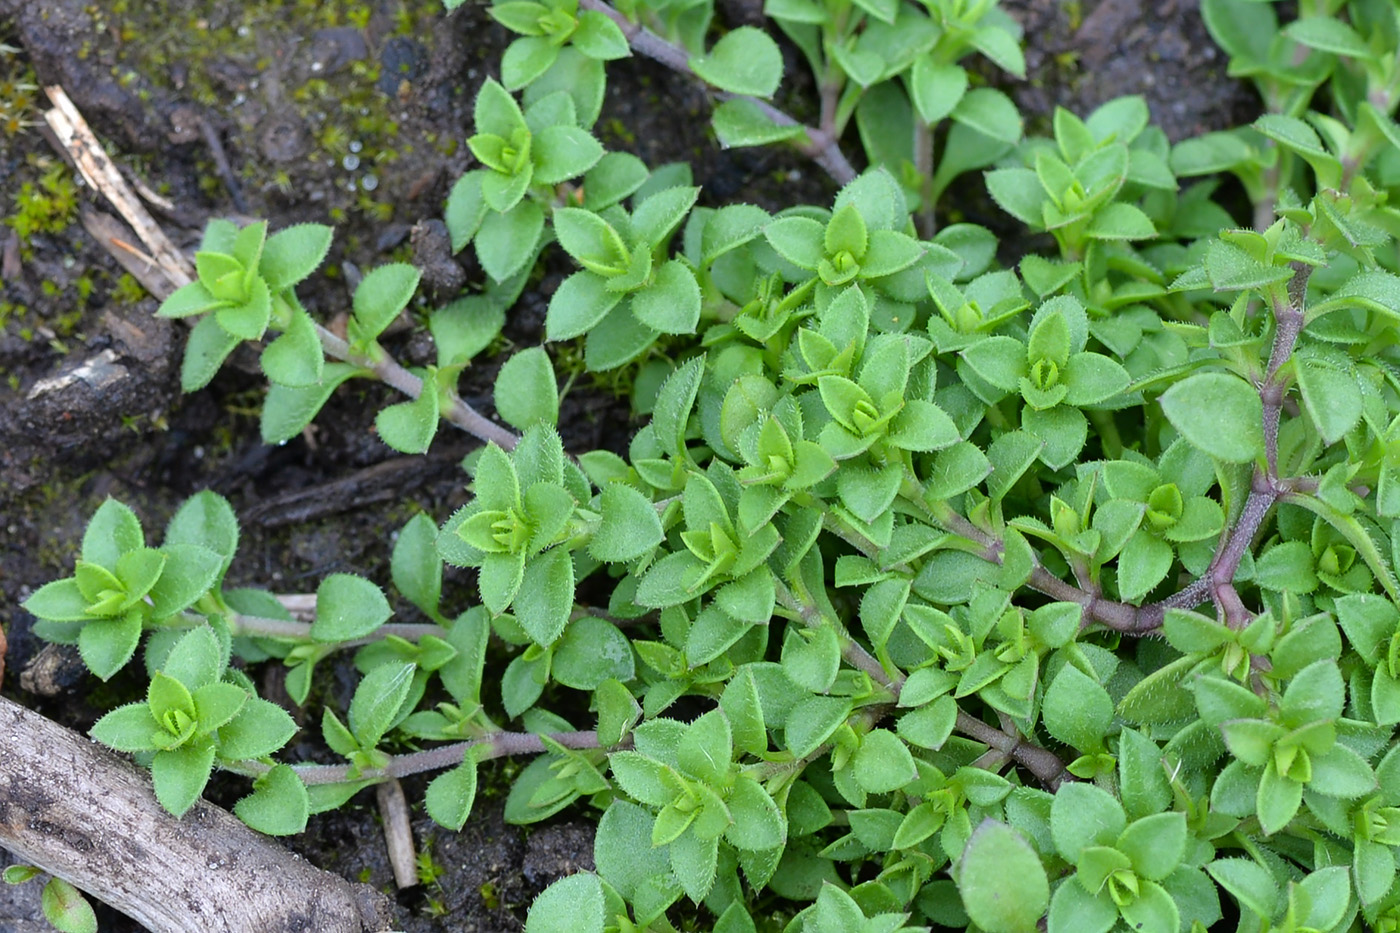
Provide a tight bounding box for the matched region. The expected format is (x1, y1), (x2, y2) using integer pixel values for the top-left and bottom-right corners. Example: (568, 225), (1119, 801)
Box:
(0, 696), (396, 933)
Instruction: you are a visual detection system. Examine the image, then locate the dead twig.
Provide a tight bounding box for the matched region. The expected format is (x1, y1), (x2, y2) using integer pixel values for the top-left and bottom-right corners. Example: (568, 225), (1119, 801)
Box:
(0, 695), (396, 933)
(376, 778), (420, 890)
(41, 85), (193, 289)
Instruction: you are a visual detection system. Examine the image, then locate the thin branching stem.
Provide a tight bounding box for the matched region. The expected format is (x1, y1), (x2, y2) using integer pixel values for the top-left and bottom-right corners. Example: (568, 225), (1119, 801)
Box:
(226, 612), (447, 645)
(575, 0), (856, 184)
(229, 730), (611, 785)
(315, 324), (521, 450)
(778, 576), (1070, 790)
(917, 266), (1313, 636)
(953, 710), (1070, 790)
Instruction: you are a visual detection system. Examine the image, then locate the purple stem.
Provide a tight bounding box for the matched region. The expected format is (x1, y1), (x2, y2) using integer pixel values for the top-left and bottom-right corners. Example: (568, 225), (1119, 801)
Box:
(575, 0), (856, 184)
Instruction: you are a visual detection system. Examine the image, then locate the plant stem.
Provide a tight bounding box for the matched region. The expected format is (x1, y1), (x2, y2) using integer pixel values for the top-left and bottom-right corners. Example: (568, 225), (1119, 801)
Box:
(226, 612), (447, 645)
(928, 503), (1151, 631)
(575, 0), (856, 184)
(1161, 263), (1312, 628)
(315, 324), (520, 451)
(230, 730), (610, 785)
(953, 710), (1069, 790)
(914, 121), (936, 238)
(802, 583), (1072, 790)
(925, 260), (1309, 636)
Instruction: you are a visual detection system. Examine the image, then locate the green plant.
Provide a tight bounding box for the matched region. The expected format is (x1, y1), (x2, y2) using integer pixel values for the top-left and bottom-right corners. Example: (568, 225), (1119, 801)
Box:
(2, 865), (97, 933)
(6, 162), (78, 243)
(26, 0), (1400, 929)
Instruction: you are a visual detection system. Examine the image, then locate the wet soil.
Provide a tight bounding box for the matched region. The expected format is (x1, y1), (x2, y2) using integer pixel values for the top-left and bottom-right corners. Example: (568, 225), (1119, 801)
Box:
(0, 0), (1252, 929)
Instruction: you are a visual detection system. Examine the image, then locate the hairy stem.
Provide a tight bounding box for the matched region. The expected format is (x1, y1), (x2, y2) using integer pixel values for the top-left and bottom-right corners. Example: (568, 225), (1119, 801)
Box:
(225, 612), (447, 645)
(231, 730), (610, 786)
(914, 122), (936, 238)
(815, 593), (1071, 791)
(316, 324), (520, 451)
(1168, 263), (1312, 627)
(919, 264), (1315, 636)
(953, 710), (1070, 790)
(575, 0), (856, 184)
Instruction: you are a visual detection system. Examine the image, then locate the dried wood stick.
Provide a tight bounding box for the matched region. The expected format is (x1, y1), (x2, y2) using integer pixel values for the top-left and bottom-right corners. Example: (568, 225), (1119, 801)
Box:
(0, 696), (395, 933)
(42, 86), (194, 287)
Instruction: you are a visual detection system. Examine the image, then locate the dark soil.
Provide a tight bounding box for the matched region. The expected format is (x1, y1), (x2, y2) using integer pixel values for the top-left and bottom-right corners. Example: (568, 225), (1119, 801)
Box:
(0, 0), (1253, 930)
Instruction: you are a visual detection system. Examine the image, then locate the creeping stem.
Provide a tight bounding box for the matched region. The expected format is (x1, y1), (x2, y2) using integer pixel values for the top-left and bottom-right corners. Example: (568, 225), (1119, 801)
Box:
(921, 265), (1313, 635)
(574, 0), (857, 184)
(315, 324), (521, 451)
(777, 577), (1070, 790)
(229, 730), (613, 785)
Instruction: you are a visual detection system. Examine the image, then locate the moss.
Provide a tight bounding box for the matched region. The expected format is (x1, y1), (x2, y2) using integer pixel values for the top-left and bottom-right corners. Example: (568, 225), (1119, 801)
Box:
(0, 47), (38, 138)
(105, 0), (443, 224)
(111, 273), (148, 305)
(5, 160), (79, 245)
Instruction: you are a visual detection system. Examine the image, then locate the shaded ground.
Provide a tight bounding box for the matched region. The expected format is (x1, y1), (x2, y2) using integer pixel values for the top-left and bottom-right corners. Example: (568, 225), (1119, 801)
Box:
(0, 0), (1252, 929)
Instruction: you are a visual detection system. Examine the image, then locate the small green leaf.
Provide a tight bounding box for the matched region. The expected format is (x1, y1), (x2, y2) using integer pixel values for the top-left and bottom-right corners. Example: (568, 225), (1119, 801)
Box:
(532, 124), (605, 185)
(218, 697), (298, 760)
(952, 88), (1023, 144)
(986, 168), (1046, 227)
(957, 820), (1049, 933)
(312, 574), (393, 642)
(785, 695), (854, 758)
(1159, 371), (1263, 463)
(1042, 662), (1114, 752)
(546, 271), (624, 341)
(1117, 812), (1187, 881)
(391, 513), (443, 618)
(193, 682), (248, 734)
(152, 741), (217, 817)
(78, 611), (143, 681)
(426, 756), (480, 831)
(148, 544), (223, 619)
(853, 728), (917, 794)
(1116, 529), (1174, 602)
(1256, 762), (1302, 834)
(348, 660), (416, 748)
(1086, 202), (1156, 240)
(591, 483), (664, 562)
(1207, 857), (1280, 919)
(90, 702), (161, 753)
(1051, 782), (1126, 861)
(23, 578), (93, 623)
(1284, 16), (1372, 59)
(478, 200), (545, 282)
(632, 260), (701, 335)
(554, 616), (634, 688)
(712, 98), (806, 147)
(260, 309), (324, 388)
(2, 865), (42, 884)
(910, 60), (968, 125)
(526, 872), (605, 933)
(514, 547), (575, 646)
(352, 263), (420, 342)
(234, 764), (310, 836)
(157, 281), (225, 319)
(261, 362), (363, 444)
(181, 313), (243, 392)
(260, 223), (333, 292)
(495, 346), (559, 429)
(573, 10), (629, 58)
(1294, 348), (1363, 444)
(39, 878), (97, 933)
(689, 27), (783, 97)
